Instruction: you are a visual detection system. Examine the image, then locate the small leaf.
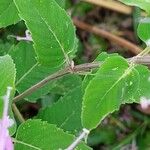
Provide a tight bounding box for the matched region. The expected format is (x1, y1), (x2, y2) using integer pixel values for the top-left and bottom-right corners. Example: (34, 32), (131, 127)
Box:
(120, 0), (150, 15)
(133, 65), (150, 102)
(15, 119), (91, 150)
(137, 18), (150, 45)
(14, 0), (78, 67)
(37, 86), (83, 134)
(0, 0), (20, 28)
(82, 56), (139, 130)
(0, 55), (16, 135)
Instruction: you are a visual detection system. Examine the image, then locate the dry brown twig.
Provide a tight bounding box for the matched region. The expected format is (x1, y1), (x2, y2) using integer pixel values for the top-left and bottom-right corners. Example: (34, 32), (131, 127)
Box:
(81, 0), (132, 14)
(81, 0), (146, 16)
(73, 18), (142, 55)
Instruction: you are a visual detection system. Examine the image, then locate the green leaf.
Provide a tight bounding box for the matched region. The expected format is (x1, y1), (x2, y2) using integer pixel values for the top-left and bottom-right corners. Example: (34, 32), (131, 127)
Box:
(82, 56), (139, 130)
(9, 42), (37, 82)
(137, 18), (150, 45)
(37, 86), (83, 134)
(0, 55), (16, 135)
(14, 0), (77, 67)
(9, 42), (59, 101)
(120, 1), (150, 45)
(120, 0), (150, 15)
(15, 119), (91, 150)
(55, 0), (66, 8)
(82, 52), (118, 91)
(0, 0), (20, 28)
(0, 40), (13, 56)
(133, 65), (150, 102)
(49, 74), (82, 95)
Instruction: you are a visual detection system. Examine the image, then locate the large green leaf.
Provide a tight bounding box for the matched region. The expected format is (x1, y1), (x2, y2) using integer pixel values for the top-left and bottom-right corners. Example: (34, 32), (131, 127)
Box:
(82, 56), (139, 130)
(0, 0), (20, 28)
(9, 42), (58, 101)
(120, 0), (150, 15)
(14, 0), (77, 67)
(15, 119), (91, 150)
(0, 55), (16, 135)
(37, 86), (83, 134)
(82, 52), (119, 91)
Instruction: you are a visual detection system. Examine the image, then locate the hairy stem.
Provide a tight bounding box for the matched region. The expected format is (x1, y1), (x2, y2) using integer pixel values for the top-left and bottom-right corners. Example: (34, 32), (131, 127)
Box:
(13, 56), (150, 103)
(65, 128), (89, 150)
(12, 104), (25, 123)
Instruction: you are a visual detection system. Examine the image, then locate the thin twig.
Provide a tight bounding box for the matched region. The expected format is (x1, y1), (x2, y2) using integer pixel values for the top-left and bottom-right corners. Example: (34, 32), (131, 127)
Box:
(81, 0), (146, 16)
(81, 0), (132, 14)
(12, 103), (25, 123)
(65, 128), (89, 150)
(73, 18), (142, 55)
(13, 63), (99, 103)
(13, 56), (150, 103)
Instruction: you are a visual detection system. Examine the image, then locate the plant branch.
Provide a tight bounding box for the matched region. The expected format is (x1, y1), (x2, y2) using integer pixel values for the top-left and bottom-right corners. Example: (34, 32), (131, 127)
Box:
(81, 0), (132, 15)
(13, 63), (99, 103)
(81, 0), (146, 16)
(13, 56), (150, 103)
(12, 103), (25, 123)
(65, 128), (90, 150)
(73, 18), (142, 55)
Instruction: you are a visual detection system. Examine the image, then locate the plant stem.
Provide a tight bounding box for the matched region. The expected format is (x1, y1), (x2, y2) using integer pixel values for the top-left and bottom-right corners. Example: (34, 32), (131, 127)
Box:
(81, 0), (146, 16)
(13, 62), (99, 103)
(65, 128), (89, 150)
(12, 104), (25, 123)
(13, 56), (150, 103)
(82, 0), (132, 14)
(73, 18), (142, 55)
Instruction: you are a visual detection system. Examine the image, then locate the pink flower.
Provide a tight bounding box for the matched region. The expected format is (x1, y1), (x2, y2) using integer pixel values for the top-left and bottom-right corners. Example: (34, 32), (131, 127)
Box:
(140, 96), (150, 109)
(0, 87), (14, 150)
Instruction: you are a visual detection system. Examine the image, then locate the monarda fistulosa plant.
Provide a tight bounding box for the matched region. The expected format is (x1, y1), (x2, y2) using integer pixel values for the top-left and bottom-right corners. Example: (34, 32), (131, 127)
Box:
(0, 0), (150, 149)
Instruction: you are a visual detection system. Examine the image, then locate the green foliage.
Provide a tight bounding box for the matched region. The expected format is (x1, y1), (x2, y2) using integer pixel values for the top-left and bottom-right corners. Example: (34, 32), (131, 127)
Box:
(137, 19), (150, 45)
(9, 41), (59, 101)
(0, 55), (16, 96)
(133, 65), (150, 101)
(0, 55), (16, 134)
(14, 0), (78, 67)
(87, 126), (116, 146)
(0, 0), (20, 27)
(15, 119), (91, 150)
(9, 42), (81, 101)
(82, 56), (139, 129)
(120, 0), (150, 45)
(82, 52), (119, 90)
(0, 0), (150, 149)
(37, 86), (83, 134)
